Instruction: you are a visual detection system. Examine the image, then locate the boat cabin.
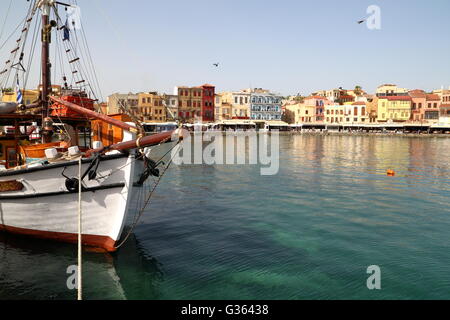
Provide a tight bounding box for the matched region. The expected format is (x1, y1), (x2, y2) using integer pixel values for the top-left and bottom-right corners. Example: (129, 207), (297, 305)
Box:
(0, 112), (92, 170)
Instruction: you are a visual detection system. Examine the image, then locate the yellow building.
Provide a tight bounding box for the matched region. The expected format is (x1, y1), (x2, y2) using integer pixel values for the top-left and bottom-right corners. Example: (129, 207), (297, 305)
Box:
(284, 102), (315, 124)
(1, 89), (39, 105)
(138, 92), (166, 122)
(220, 90), (251, 119)
(214, 94), (232, 121)
(377, 96), (412, 122)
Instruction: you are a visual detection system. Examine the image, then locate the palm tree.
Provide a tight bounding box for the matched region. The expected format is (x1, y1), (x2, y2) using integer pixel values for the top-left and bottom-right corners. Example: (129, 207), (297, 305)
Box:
(354, 86), (363, 96)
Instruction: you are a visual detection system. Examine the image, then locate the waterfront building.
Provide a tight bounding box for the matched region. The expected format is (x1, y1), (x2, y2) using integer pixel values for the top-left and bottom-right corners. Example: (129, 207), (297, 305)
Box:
(138, 92), (166, 122)
(409, 89), (427, 122)
(163, 94), (178, 121)
(350, 101), (369, 123)
(2, 85), (60, 105)
(176, 86), (203, 123)
(303, 95), (331, 122)
(325, 104), (348, 124)
(424, 94), (440, 123)
(1, 89), (40, 105)
(221, 90), (251, 119)
(201, 84), (215, 123)
(376, 96), (412, 122)
(214, 94), (232, 121)
(107, 92), (139, 116)
(409, 90), (440, 123)
(439, 90), (450, 122)
(284, 101), (315, 124)
(324, 102), (368, 124)
(250, 89), (283, 121)
(376, 84), (408, 97)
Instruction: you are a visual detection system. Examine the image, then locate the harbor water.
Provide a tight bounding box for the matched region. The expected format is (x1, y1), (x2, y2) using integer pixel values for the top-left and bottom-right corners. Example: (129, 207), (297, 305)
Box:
(1, 134), (450, 299)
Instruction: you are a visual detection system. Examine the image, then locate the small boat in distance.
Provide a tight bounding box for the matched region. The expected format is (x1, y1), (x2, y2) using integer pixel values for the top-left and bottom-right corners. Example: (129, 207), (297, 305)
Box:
(143, 122), (178, 135)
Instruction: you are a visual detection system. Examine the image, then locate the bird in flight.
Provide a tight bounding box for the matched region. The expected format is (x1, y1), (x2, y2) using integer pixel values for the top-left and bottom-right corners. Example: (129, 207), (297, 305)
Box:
(213, 63), (219, 67)
(357, 19), (365, 24)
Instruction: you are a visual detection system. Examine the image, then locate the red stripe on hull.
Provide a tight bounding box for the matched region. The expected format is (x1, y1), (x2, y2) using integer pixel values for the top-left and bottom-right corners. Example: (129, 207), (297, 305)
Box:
(0, 224), (117, 252)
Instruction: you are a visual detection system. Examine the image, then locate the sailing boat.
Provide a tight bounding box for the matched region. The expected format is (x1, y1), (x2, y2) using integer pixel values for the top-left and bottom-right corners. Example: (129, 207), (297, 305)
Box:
(0, 0), (180, 252)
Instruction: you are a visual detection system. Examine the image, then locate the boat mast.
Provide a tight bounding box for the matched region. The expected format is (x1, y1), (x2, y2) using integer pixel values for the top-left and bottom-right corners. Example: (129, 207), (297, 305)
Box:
(39, 0), (56, 142)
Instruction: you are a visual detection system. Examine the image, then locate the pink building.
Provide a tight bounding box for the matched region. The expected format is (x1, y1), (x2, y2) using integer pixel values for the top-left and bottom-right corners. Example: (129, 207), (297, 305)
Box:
(303, 95), (331, 123)
(409, 90), (440, 122)
(409, 89), (426, 121)
(424, 94), (440, 122)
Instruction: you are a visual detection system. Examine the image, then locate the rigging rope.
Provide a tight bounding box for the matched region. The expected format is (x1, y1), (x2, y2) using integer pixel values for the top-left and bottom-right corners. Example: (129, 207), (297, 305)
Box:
(0, 0), (13, 45)
(0, 0), (37, 91)
(114, 141), (182, 250)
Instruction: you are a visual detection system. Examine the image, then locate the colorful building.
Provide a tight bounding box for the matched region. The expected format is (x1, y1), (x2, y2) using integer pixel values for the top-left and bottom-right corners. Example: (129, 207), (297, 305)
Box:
(1, 89), (40, 105)
(324, 102), (368, 124)
(177, 86), (203, 123)
(201, 84), (215, 123)
(284, 102), (315, 124)
(439, 90), (450, 122)
(377, 96), (412, 122)
(220, 90), (251, 120)
(214, 94), (232, 121)
(409, 89), (427, 122)
(303, 95), (331, 122)
(138, 92), (166, 122)
(325, 104), (348, 124)
(250, 89), (283, 121)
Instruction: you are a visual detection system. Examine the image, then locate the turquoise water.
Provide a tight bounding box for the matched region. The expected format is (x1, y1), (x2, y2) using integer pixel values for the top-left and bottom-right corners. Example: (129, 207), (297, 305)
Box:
(1, 134), (450, 299)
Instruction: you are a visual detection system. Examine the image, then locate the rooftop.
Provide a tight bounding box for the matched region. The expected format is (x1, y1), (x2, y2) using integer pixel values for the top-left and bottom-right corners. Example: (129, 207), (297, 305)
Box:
(381, 96), (412, 101)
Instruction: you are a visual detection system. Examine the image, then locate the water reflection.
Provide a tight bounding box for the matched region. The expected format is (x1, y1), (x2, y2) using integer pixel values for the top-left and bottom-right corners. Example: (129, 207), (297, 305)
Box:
(0, 232), (163, 300)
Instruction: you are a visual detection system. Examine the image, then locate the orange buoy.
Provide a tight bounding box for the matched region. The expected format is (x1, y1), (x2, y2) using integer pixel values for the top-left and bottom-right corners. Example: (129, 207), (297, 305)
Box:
(387, 169), (395, 176)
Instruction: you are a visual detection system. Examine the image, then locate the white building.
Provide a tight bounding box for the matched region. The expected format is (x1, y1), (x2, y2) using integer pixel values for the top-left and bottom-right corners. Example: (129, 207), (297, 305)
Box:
(250, 89), (283, 121)
(325, 102), (368, 124)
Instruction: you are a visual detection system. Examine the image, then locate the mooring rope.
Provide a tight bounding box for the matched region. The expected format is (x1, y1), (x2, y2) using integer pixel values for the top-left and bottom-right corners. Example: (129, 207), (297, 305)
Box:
(77, 156), (82, 301)
(114, 141), (182, 250)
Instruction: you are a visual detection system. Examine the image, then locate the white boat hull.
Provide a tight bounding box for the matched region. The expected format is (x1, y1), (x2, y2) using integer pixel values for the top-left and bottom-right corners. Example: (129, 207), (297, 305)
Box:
(0, 102), (17, 114)
(0, 142), (174, 252)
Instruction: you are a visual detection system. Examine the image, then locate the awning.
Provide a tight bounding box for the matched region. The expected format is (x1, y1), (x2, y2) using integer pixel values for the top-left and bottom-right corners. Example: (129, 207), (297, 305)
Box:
(266, 120), (289, 127)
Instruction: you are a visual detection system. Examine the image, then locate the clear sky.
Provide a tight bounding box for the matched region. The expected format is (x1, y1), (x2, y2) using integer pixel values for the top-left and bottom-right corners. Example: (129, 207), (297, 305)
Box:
(1, 0), (450, 100)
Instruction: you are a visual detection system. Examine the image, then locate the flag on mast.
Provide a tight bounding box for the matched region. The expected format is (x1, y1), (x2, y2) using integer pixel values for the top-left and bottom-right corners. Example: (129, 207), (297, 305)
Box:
(15, 77), (23, 104)
(63, 19), (70, 41)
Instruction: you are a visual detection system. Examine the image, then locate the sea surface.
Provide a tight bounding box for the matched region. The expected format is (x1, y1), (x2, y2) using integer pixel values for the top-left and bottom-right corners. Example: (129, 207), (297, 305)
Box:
(1, 134), (450, 300)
